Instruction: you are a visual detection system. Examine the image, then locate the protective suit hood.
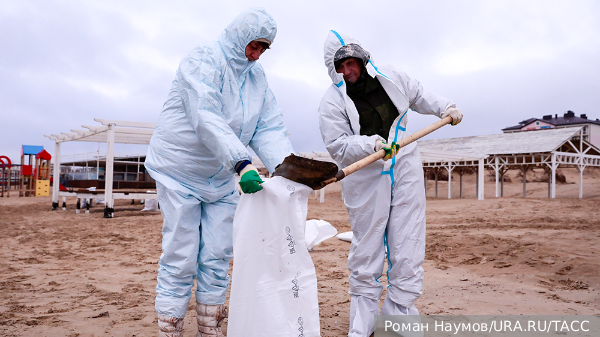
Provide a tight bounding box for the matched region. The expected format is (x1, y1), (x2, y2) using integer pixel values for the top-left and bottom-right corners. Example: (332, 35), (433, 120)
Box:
(218, 7), (277, 79)
(323, 30), (367, 87)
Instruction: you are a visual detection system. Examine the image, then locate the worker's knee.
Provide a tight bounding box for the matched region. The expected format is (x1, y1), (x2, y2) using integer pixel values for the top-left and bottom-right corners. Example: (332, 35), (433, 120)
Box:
(348, 277), (383, 301)
(385, 282), (423, 308)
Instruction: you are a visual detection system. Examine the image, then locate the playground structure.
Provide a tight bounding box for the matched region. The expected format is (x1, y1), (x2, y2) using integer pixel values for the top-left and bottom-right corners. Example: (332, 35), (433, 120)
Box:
(0, 146), (52, 198)
(21, 145), (52, 197)
(0, 155), (13, 197)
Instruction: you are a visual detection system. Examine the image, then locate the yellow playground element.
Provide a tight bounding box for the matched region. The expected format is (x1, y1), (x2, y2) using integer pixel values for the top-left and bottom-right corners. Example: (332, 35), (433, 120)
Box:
(36, 179), (50, 197)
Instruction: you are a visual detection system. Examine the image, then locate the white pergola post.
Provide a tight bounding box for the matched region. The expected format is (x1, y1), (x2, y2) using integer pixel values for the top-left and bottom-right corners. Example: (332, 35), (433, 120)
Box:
(52, 141), (61, 210)
(475, 169), (478, 198)
(546, 166), (551, 198)
(435, 169), (438, 198)
(576, 155), (586, 199)
(578, 129), (585, 199)
(104, 124), (115, 218)
(320, 186), (325, 203)
(447, 168), (451, 199)
(578, 165), (585, 198)
(478, 158), (484, 200)
(494, 157), (500, 198)
(551, 153), (556, 199)
(444, 163), (455, 199)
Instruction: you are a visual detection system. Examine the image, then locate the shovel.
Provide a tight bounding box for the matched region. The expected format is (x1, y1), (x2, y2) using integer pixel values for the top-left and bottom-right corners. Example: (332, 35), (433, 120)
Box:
(273, 116), (453, 189)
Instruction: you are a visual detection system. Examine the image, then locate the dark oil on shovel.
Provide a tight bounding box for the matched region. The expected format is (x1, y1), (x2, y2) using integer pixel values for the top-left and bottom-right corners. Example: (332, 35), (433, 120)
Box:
(272, 154), (338, 190)
(273, 116), (454, 190)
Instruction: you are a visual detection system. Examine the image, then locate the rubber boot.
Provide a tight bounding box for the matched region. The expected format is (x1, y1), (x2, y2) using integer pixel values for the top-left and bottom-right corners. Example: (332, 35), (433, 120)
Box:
(196, 303), (227, 336)
(158, 314), (184, 337)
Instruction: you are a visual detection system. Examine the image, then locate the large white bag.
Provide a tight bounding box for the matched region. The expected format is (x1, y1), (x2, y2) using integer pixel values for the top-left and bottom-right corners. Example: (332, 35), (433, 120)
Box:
(228, 176), (321, 337)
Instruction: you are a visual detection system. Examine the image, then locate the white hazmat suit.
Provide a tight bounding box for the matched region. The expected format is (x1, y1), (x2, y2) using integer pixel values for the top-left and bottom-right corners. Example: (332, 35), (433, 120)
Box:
(145, 8), (294, 321)
(318, 31), (455, 337)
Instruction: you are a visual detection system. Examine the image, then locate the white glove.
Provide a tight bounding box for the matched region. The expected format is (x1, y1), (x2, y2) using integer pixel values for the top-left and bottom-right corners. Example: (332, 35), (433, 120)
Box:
(374, 140), (387, 153)
(374, 140), (399, 161)
(441, 107), (463, 126)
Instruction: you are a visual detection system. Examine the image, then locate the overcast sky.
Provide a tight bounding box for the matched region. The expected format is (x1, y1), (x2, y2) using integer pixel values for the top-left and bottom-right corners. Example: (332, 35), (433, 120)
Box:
(1, 0), (599, 164)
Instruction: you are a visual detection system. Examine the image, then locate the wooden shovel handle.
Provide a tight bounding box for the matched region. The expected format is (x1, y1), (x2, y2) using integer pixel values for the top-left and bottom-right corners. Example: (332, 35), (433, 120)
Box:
(326, 116), (452, 185)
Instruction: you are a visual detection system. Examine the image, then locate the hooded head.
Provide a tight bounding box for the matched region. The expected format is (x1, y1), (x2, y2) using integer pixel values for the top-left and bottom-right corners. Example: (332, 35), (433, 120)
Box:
(323, 30), (370, 87)
(333, 43), (370, 70)
(218, 8), (277, 76)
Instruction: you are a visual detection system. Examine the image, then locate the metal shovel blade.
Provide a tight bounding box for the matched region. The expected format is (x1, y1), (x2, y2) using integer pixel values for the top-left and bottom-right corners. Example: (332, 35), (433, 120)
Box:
(272, 154), (339, 190)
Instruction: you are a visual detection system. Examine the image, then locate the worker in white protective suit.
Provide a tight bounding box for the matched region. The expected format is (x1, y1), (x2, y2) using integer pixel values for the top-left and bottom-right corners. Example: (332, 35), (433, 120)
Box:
(318, 31), (463, 337)
(145, 8), (294, 337)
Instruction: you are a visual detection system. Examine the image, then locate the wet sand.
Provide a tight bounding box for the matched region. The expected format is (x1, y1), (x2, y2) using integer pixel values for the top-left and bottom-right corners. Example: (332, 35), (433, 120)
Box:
(1, 168), (599, 336)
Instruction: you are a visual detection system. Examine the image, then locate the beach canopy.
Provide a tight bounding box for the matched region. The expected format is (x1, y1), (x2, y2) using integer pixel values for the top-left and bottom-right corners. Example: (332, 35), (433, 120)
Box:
(36, 149), (52, 160)
(22, 145), (44, 155)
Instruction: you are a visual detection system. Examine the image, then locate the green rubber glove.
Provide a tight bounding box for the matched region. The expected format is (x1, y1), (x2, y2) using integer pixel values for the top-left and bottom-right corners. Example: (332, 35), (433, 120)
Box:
(239, 166), (264, 194)
(384, 141), (400, 160)
(375, 140), (400, 161)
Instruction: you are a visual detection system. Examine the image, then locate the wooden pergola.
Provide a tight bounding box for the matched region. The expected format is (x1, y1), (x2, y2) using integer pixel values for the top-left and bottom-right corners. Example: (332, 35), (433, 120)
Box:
(418, 127), (600, 199)
(45, 119), (156, 218)
(420, 150), (488, 200)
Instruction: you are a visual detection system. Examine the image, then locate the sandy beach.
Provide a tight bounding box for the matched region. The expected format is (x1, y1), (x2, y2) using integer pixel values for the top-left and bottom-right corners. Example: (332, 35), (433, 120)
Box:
(1, 167), (599, 336)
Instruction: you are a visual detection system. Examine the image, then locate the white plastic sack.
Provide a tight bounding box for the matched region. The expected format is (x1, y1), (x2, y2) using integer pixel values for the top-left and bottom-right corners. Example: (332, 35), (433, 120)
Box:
(228, 176), (321, 337)
(141, 191), (159, 211)
(336, 231), (353, 242)
(305, 219), (337, 251)
(141, 199), (159, 211)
